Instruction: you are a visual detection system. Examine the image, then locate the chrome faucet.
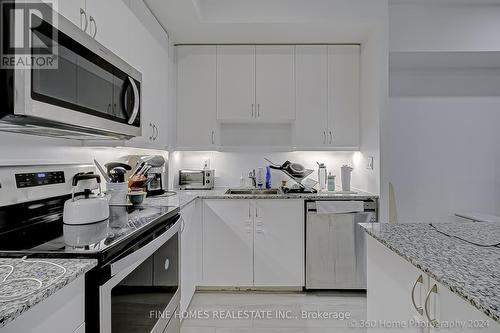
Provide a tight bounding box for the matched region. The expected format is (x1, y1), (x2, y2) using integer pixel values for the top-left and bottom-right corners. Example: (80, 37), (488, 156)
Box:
(248, 170), (257, 188)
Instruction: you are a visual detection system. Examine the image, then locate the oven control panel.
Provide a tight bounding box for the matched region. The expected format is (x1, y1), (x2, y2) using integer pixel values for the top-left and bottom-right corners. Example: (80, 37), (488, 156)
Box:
(15, 171), (65, 188)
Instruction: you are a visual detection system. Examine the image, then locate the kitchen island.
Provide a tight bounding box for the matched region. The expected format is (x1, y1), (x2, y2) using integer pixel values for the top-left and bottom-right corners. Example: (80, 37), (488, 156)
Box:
(361, 222), (500, 332)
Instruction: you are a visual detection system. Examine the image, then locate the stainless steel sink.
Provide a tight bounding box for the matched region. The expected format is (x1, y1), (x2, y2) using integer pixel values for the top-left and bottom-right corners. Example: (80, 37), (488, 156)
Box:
(225, 189), (282, 195)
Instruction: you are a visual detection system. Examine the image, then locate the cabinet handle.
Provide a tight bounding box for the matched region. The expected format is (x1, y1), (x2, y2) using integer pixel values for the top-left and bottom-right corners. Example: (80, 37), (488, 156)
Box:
(323, 131), (326, 144)
(149, 123), (153, 140)
(411, 275), (424, 316)
(251, 104), (254, 117)
(153, 124), (158, 141)
(211, 130), (215, 145)
(248, 204), (251, 219)
(255, 206), (259, 219)
(89, 16), (97, 38)
(80, 8), (88, 32)
(329, 131), (333, 145)
(424, 284), (439, 327)
(257, 104), (260, 117)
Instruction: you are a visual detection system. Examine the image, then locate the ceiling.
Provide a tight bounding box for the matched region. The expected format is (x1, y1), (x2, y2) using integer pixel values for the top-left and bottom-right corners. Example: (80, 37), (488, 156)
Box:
(144, 0), (388, 44)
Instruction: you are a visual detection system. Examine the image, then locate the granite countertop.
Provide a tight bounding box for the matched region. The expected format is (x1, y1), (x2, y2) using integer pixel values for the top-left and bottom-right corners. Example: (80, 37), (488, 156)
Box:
(145, 188), (378, 210)
(360, 222), (500, 323)
(0, 258), (97, 328)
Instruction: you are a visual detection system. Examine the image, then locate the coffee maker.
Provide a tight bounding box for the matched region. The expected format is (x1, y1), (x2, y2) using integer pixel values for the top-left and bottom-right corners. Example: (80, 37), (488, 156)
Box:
(125, 155), (167, 196)
(146, 166), (166, 196)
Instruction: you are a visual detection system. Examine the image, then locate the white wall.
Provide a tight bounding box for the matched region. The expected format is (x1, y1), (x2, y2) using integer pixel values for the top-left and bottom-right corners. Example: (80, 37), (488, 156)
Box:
(389, 0), (500, 52)
(356, 21), (387, 197)
(385, 98), (500, 222)
(0, 132), (168, 173)
(382, 0), (500, 222)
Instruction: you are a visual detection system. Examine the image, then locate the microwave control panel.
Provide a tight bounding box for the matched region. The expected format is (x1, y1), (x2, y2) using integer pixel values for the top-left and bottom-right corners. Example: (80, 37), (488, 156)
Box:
(15, 171), (65, 188)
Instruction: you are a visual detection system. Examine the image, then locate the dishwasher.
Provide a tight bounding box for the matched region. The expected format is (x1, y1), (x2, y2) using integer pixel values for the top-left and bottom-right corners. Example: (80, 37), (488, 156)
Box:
(305, 199), (378, 290)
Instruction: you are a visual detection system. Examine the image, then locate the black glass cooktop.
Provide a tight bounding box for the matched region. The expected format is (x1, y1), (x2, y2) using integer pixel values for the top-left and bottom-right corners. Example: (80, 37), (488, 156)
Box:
(0, 194), (179, 262)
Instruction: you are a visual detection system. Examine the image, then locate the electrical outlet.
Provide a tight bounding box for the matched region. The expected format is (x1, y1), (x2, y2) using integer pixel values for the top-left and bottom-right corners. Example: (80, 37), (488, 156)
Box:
(367, 156), (374, 170)
(203, 159), (211, 170)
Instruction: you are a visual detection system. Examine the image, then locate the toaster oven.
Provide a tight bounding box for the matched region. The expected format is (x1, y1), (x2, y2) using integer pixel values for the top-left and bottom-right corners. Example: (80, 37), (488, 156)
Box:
(179, 170), (214, 190)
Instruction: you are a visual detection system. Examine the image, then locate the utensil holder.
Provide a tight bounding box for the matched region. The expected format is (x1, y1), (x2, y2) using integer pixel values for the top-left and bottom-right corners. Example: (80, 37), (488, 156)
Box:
(106, 182), (128, 205)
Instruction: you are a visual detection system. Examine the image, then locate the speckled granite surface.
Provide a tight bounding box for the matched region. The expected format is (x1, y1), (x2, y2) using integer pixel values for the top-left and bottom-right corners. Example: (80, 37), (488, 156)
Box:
(0, 258), (97, 328)
(145, 189), (378, 210)
(360, 222), (500, 323)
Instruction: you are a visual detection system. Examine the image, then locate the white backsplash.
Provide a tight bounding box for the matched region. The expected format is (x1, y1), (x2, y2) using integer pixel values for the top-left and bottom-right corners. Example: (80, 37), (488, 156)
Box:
(171, 150), (374, 192)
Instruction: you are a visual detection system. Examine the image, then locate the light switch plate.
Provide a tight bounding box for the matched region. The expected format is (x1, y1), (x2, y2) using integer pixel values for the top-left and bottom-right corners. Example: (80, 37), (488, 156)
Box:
(367, 156), (374, 170)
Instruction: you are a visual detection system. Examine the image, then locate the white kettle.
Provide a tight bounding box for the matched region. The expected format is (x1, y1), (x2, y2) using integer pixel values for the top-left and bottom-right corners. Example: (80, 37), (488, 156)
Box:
(63, 173), (110, 225)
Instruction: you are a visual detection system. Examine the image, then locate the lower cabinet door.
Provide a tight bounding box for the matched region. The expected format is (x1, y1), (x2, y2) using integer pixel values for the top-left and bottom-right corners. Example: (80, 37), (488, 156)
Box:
(253, 200), (304, 287)
(202, 200), (254, 287)
(367, 236), (428, 333)
(427, 278), (500, 333)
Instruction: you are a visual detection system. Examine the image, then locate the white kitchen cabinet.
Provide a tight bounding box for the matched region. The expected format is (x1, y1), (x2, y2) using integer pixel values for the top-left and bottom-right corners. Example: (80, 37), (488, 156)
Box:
(201, 199), (304, 288)
(255, 45), (296, 122)
(180, 199), (201, 315)
(327, 45), (360, 149)
(216, 45), (295, 123)
(367, 236), (500, 333)
(426, 278), (500, 333)
(177, 46), (219, 150)
(202, 200), (254, 287)
(217, 45), (256, 122)
(293, 45), (360, 150)
(253, 200), (304, 287)
(84, 0), (131, 60)
(367, 236), (428, 333)
(293, 45), (329, 148)
(126, 7), (169, 149)
(55, 0), (131, 60)
(1, 276), (85, 333)
(54, 0), (86, 30)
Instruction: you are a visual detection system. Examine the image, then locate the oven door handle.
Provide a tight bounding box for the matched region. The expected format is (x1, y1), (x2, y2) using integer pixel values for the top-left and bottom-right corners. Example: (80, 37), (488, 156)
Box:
(110, 216), (180, 276)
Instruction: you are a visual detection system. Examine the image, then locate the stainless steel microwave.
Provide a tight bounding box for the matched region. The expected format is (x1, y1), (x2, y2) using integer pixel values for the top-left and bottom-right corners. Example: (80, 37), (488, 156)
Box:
(0, 1), (142, 139)
(179, 170), (215, 190)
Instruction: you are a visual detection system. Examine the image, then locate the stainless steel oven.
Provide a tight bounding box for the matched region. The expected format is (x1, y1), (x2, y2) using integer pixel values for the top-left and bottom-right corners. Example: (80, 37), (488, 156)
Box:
(99, 217), (180, 333)
(0, 1), (142, 139)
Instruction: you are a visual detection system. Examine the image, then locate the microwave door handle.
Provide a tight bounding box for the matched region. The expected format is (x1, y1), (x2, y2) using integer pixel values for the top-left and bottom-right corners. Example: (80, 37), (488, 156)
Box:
(127, 77), (140, 125)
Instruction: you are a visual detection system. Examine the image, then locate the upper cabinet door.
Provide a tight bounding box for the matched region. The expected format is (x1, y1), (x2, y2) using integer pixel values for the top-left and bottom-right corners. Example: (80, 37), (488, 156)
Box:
(217, 45), (255, 122)
(54, 0), (86, 30)
(293, 45), (328, 148)
(85, 0), (131, 59)
(177, 46), (218, 149)
(327, 45), (360, 149)
(255, 45), (296, 122)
